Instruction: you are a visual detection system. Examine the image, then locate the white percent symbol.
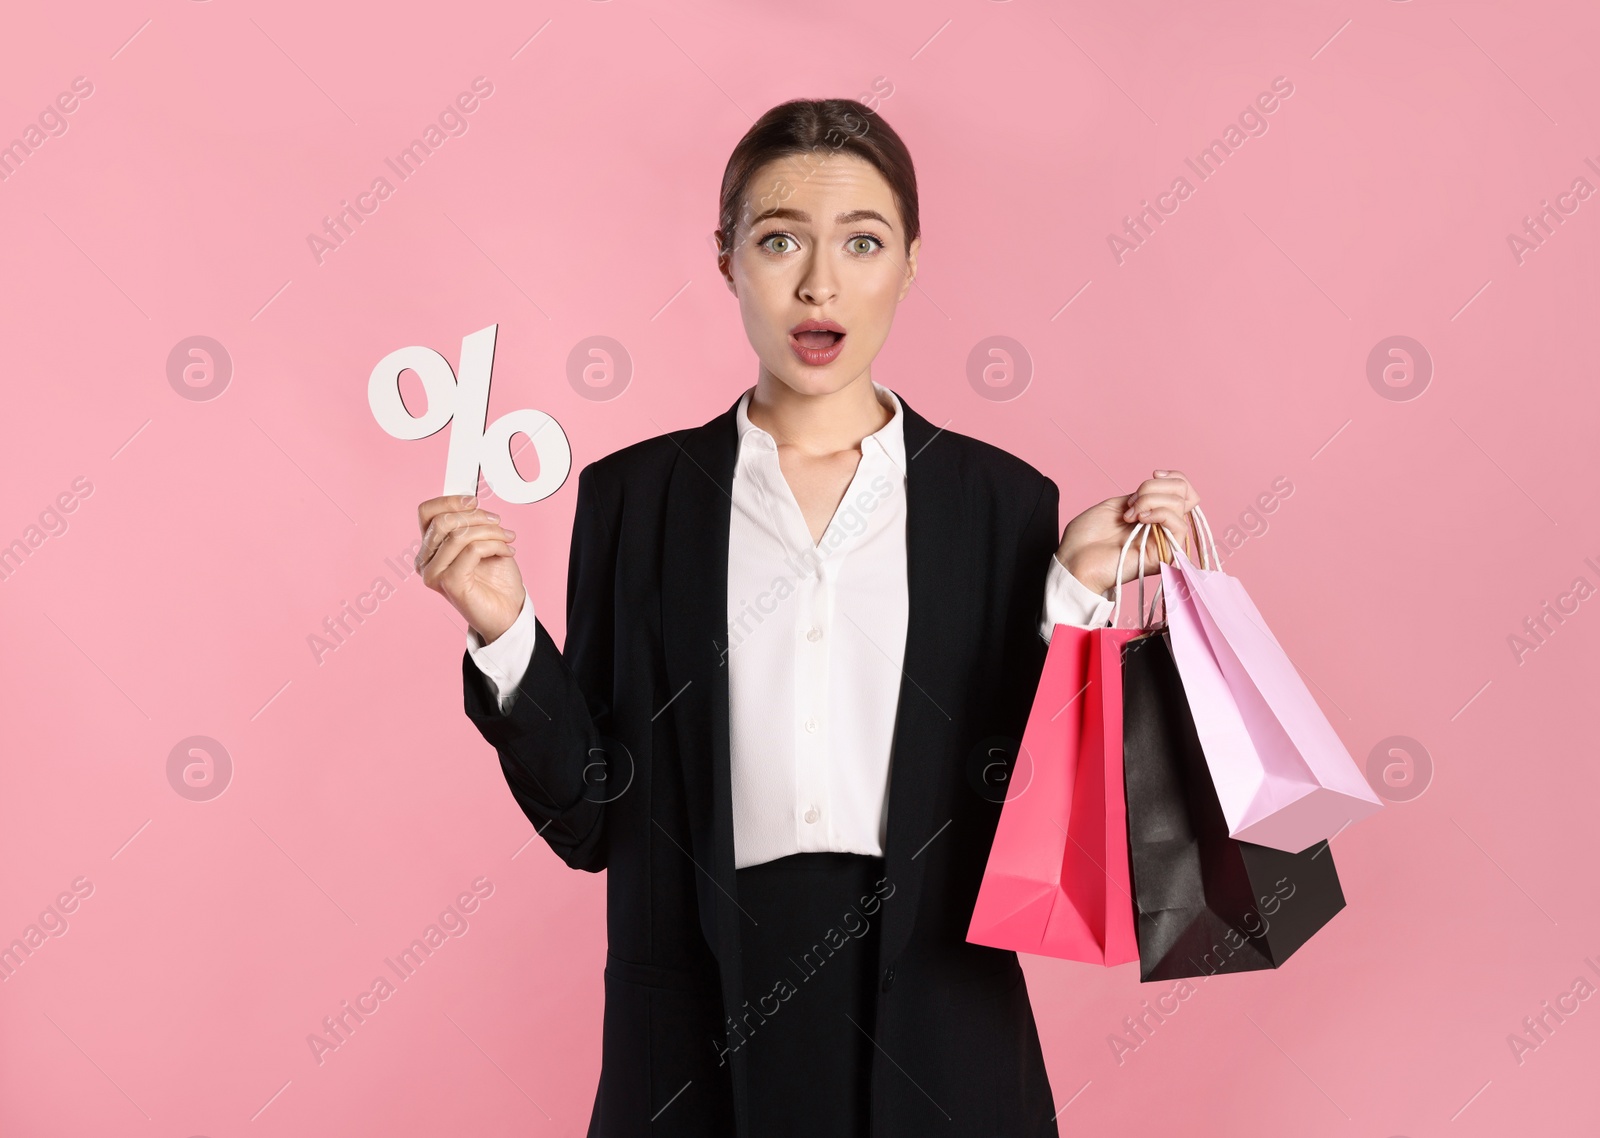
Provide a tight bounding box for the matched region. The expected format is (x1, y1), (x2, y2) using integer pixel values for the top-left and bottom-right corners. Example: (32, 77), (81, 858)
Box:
(368, 323), (571, 504)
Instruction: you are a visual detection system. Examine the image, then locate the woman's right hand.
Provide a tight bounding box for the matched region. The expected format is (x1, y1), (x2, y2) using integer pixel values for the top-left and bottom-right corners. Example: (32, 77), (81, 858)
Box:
(416, 494), (524, 644)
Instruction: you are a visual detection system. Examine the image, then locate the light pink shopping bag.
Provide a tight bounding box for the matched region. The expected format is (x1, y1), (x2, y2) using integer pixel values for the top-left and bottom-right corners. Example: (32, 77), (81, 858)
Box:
(1156, 509), (1382, 853)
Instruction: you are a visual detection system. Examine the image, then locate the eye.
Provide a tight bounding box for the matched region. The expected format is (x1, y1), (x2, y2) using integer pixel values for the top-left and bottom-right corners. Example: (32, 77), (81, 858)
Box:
(758, 231), (798, 254)
(849, 233), (886, 255)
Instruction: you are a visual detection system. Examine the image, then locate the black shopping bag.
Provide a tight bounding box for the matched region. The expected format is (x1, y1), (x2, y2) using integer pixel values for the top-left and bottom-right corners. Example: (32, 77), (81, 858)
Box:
(1120, 628), (1346, 982)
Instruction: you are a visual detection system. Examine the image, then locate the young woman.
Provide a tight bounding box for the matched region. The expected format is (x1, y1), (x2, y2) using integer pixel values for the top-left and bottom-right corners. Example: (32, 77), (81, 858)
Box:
(417, 99), (1200, 1137)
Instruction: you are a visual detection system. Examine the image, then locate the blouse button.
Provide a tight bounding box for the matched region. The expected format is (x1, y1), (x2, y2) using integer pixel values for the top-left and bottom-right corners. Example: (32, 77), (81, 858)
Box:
(803, 716), (818, 733)
(804, 807), (819, 824)
(806, 627), (822, 642)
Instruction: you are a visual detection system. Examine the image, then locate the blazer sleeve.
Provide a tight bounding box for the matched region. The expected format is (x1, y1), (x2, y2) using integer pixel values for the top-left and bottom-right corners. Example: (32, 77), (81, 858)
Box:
(996, 475), (1064, 742)
(460, 462), (618, 873)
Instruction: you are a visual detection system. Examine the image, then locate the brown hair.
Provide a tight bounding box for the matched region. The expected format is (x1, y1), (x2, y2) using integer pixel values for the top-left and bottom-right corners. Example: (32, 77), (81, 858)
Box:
(716, 98), (919, 262)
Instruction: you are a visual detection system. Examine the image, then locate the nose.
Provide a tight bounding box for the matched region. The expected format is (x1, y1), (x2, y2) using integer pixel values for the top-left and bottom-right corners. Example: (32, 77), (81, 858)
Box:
(797, 252), (838, 306)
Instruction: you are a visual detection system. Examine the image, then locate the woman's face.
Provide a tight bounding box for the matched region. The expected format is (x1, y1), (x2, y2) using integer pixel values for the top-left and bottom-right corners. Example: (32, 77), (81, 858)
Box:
(718, 152), (919, 399)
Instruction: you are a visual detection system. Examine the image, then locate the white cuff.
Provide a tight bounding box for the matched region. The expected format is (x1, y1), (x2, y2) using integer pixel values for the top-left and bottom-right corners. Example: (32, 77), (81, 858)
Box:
(1039, 551), (1114, 643)
(465, 590), (537, 712)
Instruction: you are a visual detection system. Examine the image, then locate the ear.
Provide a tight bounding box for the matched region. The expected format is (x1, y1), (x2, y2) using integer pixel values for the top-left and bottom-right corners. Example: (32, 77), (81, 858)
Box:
(713, 229), (738, 294)
(897, 235), (921, 302)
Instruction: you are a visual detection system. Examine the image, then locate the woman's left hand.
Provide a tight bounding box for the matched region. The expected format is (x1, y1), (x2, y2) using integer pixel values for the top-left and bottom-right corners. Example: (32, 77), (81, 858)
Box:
(1055, 469), (1202, 596)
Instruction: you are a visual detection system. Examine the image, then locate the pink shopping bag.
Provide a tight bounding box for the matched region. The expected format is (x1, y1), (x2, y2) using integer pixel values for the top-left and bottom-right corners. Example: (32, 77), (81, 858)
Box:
(1155, 509), (1382, 853)
(967, 624), (1141, 962)
(968, 525), (1163, 963)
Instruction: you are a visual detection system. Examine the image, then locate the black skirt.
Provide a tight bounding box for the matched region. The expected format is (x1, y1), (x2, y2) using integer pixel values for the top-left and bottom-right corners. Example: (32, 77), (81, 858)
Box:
(733, 851), (886, 1137)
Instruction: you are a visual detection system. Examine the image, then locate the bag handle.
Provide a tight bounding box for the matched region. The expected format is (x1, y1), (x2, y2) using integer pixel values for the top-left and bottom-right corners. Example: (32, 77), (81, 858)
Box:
(1152, 505), (1220, 571)
(1110, 522), (1171, 629)
(1189, 504), (1219, 569)
(1108, 503), (1223, 627)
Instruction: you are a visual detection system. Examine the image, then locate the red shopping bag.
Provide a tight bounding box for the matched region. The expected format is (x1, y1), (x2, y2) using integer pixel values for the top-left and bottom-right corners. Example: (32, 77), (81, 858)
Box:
(967, 622), (1142, 963)
(966, 522), (1177, 966)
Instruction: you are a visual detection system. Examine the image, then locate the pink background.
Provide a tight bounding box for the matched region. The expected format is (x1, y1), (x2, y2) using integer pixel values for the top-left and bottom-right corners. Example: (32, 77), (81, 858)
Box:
(3, 0), (1596, 1134)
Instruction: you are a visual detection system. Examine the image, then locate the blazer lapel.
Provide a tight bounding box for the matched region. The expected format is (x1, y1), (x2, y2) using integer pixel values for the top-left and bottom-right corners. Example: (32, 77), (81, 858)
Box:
(874, 393), (964, 969)
(658, 393), (753, 1130)
(660, 394), (743, 961)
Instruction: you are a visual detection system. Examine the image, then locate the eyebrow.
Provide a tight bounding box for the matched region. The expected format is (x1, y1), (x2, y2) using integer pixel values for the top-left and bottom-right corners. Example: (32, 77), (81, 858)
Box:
(746, 207), (895, 230)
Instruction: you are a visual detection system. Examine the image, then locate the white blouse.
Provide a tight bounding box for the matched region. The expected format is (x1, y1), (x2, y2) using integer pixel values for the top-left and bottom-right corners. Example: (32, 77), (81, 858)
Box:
(466, 382), (1116, 869)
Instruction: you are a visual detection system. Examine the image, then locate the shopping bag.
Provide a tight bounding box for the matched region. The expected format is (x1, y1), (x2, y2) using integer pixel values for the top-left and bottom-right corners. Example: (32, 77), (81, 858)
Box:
(967, 523), (1176, 963)
(1121, 617), (1347, 980)
(1155, 509), (1382, 853)
(966, 621), (1142, 964)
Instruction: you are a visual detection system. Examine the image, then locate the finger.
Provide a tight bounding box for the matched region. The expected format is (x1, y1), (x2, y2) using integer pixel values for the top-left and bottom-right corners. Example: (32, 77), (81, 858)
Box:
(1125, 507), (1191, 541)
(419, 520), (514, 583)
(418, 494), (482, 535)
(441, 535), (519, 592)
(1132, 512), (1191, 553)
(1128, 474), (1195, 505)
(1125, 479), (1164, 506)
(417, 506), (504, 572)
(1125, 477), (1199, 515)
(422, 515), (508, 569)
(1153, 471), (1198, 508)
(1131, 470), (1193, 488)
(422, 527), (516, 590)
(1148, 510), (1194, 548)
(1122, 490), (1191, 522)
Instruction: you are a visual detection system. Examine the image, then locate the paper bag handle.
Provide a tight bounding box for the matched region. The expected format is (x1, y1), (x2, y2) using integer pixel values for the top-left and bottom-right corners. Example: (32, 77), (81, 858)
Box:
(1108, 502), (1224, 628)
(1110, 521), (1169, 629)
(1190, 505), (1219, 569)
(1154, 505), (1220, 571)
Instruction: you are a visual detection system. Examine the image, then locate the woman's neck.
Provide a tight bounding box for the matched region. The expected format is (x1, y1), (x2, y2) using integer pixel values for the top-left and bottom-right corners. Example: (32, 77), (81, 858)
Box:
(745, 373), (893, 458)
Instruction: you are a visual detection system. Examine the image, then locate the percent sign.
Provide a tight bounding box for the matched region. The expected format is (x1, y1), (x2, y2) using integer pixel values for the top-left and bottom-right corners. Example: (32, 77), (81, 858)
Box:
(368, 323), (571, 505)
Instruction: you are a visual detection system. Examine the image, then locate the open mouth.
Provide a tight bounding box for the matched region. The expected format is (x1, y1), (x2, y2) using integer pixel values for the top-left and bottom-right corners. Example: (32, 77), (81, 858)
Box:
(789, 324), (847, 366)
(792, 329), (843, 350)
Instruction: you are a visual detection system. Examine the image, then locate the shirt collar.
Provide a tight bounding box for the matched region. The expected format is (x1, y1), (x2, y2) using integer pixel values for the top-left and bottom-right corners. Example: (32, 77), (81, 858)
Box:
(735, 380), (908, 477)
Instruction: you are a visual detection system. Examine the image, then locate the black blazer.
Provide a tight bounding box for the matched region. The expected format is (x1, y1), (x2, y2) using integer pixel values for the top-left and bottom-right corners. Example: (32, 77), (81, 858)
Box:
(462, 388), (1067, 1136)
